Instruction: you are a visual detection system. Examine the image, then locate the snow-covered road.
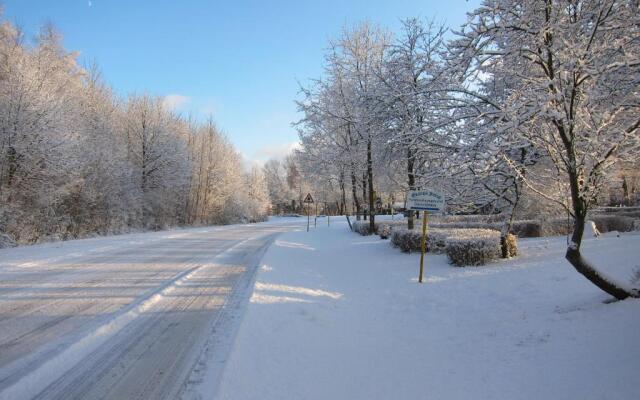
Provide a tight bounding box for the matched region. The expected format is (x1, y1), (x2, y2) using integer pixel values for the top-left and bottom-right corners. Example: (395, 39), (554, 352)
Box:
(0, 220), (300, 400)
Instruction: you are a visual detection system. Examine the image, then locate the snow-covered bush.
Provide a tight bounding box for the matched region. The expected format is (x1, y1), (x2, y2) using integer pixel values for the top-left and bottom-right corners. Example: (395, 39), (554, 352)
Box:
(390, 227), (505, 258)
(391, 228), (447, 253)
(377, 220), (407, 239)
(445, 230), (502, 267)
(353, 220), (373, 235)
(390, 229), (423, 252)
(0, 232), (17, 248)
(378, 223), (393, 239)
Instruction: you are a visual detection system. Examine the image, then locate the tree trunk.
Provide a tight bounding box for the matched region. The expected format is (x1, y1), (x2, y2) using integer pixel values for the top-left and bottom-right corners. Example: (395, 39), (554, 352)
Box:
(362, 172), (367, 221)
(339, 173), (347, 215)
(367, 139), (375, 234)
(350, 164), (360, 220)
(501, 177), (521, 258)
(407, 147), (415, 230)
(565, 171), (638, 300)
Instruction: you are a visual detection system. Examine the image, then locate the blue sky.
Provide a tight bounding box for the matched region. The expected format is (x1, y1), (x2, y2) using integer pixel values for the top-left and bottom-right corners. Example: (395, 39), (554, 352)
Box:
(3, 0), (480, 163)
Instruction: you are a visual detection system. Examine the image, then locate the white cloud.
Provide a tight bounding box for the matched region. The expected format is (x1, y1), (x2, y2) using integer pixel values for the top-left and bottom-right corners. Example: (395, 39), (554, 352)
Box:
(252, 141), (301, 162)
(238, 141), (300, 172)
(240, 152), (261, 172)
(162, 94), (190, 111)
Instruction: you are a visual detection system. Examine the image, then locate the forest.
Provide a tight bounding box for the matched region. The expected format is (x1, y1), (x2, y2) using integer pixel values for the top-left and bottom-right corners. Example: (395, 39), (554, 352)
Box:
(0, 18), (269, 246)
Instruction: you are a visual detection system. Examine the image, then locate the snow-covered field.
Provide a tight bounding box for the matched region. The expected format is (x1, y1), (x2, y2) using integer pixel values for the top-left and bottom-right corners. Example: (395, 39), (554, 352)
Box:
(214, 218), (640, 400)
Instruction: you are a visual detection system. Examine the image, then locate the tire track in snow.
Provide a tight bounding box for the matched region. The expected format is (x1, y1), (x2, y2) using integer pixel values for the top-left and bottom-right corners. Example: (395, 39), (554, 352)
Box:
(0, 237), (253, 400)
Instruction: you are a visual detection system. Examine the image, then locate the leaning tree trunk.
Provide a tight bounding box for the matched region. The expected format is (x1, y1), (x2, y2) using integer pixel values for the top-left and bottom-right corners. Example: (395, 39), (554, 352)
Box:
(565, 173), (638, 300)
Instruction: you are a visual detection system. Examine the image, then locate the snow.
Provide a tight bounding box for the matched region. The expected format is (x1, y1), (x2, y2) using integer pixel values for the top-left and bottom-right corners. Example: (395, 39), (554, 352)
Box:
(0, 217), (304, 399)
(213, 218), (640, 400)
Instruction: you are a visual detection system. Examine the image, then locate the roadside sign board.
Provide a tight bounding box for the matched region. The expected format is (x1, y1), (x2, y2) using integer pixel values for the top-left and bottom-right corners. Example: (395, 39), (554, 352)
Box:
(407, 190), (445, 213)
(303, 193), (314, 204)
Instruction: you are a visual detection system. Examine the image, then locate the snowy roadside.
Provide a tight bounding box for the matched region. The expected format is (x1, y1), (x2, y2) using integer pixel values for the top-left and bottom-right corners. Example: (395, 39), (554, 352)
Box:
(213, 218), (640, 400)
(0, 217), (304, 269)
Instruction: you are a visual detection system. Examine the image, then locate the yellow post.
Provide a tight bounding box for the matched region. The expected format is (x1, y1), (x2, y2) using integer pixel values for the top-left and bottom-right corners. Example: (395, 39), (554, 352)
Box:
(418, 211), (428, 283)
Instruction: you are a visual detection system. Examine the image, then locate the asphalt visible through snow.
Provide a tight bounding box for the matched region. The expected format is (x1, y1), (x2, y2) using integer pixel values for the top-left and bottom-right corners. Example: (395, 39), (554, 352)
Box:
(0, 222), (299, 400)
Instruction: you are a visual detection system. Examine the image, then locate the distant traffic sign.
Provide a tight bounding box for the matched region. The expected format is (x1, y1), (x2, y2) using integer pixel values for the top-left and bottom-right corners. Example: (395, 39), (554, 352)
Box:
(407, 190), (444, 212)
(303, 193), (314, 204)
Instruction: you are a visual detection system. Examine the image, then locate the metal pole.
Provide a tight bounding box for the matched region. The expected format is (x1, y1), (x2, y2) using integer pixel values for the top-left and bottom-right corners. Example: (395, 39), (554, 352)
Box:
(418, 211), (428, 283)
(315, 203), (317, 228)
(307, 205), (310, 232)
(328, 202), (330, 227)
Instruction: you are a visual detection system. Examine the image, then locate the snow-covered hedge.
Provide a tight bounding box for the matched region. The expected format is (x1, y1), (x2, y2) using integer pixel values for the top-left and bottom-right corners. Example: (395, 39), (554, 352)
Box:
(429, 214), (507, 223)
(352, 220), (374, 235)
(377, 220), (408, 239)
(353, 219), (407, 237)
(390, 227), (506, 256)
(589, 215), (636, 233)
(390, 229), (424, 252)
(445, 230), (502, 267)
(427, 218), (571, 238)
(429, 221), (500, 231)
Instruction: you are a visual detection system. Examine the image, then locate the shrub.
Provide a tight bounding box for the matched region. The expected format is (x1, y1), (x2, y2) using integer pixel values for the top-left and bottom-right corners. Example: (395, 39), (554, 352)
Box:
(446, 230), (502, 267)
(591, 211), (640, 219)
(390, 227), (504, 257)
(594, 206), (640, 214)
(390, 229), (423, 252)
(501, 233), (518, 258)
(352, 220), (374, 235)
(0, 232), (17, 249)
(589, 215), (635, 233)
(378, 223), (393, 239)
(377, 220), (408, 239)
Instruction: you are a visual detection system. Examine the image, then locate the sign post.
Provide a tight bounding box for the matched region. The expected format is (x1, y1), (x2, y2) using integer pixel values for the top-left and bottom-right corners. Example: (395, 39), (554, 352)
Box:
(407, 190), (445, 283)
(303, 193), (314, 232)
(419, 212), (428, 283)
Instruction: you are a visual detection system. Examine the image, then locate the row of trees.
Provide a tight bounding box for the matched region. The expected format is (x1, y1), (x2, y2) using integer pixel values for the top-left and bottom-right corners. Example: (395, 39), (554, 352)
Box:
(0, 19), (269, 244)
(293, 0), (639, 299)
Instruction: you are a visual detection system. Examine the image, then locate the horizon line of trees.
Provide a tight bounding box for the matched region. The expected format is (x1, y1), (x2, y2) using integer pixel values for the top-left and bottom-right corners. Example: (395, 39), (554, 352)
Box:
(0, 17), (269, 245)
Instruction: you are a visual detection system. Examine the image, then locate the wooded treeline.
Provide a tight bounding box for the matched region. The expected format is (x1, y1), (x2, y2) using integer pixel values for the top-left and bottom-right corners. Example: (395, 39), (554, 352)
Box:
(0, 19), (269, 245)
